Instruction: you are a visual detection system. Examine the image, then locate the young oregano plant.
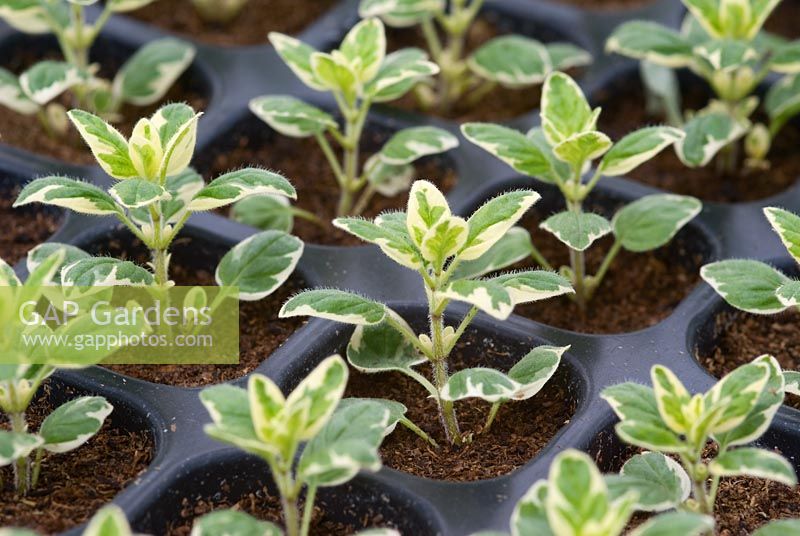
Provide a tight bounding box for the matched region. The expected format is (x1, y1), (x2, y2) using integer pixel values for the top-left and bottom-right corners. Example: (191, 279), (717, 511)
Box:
(358, 0), (592, 114)
(606, 0), (800, 173)
(200, 355), (403, 536)
(473, 449), (715, 536)
(13, 103), (303, 311)
(700, 206), (800, 395)
(462, 72), (701, 311)
(601, 356), (798, 517)
(255, 18), (458, 217)
(279, 180), (574, 445)
(0, 247), (148, 496)
(0, 0), (195, 138)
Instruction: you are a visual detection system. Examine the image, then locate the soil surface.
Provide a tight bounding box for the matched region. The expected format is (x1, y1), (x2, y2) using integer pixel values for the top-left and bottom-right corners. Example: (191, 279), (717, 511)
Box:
(592, 75), (800, 203)
(200, 124), (458, 246)
(0, 40), (208, 164)
(0, 386), (153, 533)
(0, 182), (62, 266)
(509, 205), (702, 334)
(170, 483), (397, 535)
(765, 0), (800, 39)
(698, 309), (800, 410)
(345, 330), (577, 481)
(88, 233), (306, 387)
(386, 15), (577, 122)
(124, 0), (338, 47)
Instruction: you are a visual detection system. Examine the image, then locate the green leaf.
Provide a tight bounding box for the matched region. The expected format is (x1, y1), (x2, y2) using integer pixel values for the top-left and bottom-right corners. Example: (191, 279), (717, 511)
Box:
(701, 259), (790, 314)
(150, 103), (200, 179)
(615, 420), (688, 453)
(298, 399), (388, 486)
(334, 212), (423, 270)
(280, 289), (386, 325)
(785, 370), (800, 396)
(676, 111), (747, 167)
(599, 126), (685, 176)
(285, 354), (350, 441)
(460, 189), (540, 261)
(67, 110), (138, 180)
(489, 270), (574, 305)
(378, 126), (458, 166)
(269, 32), (325, 91)
(704, 360), (771, 434)
(60, 257), (154, 286)
(468, 36), (550, 88)
(364, 156), (413, 197)
(81, 505), (135, 536)
(0, 257), (20, 286)
(683, 0), (724, 38)
(452, 227), (533, 279)
(541, 72), (596, 146)
(461, 123), (554, 180)
(0, 67), (38, 114)
(0, 0), (50, 33)
(641, 61), (682, 126)
(366, 48), (439, 102)
(441, 368), (519, 402)
(609, 452), (690, 511)
(506, 345), (566, 400)
(14, 177), (119, 216)
(311, 52), (358, 99)
(605, 21), (695, 67)
(651, 365), (692, 434)
(772, 41), (800, 73)
(106, 0), (156, 12)
(440, 279), (513, 320)
(337, 397), (409, 436)
(765, 73), (800, 133)
(420, 215), (468, 267)
(405, 180), (451, 249)
(39, 396), (112, 453)
(358, 0), (444, 27)
(347, 319), (424, 374)
(628, 512), (715, 536)
(215, 230), (303, 301)
(512, 481), (553, 536)
(552, 131), (612, 166)
(249, 95), (336, 138)
(109, 179), (166, 209)
(114, 39), (195, 106)
(340, 17), (386, 84)
(26, 244), (89, 275)
(710, 447), (797, 486)
(19, 61), (84, 105)
(546, 43), (592, 72)
(601, 382), (664, 428)
(189, 168), (296, 211)
(232, 195), (294, 233)
(0, 431), (42, 466)
(191, 510), (282, 536)
(752, 519), (800, 536)
(613, 194), (701, 252)
(540, 211), (611, 252)
(764, 207), (800, 263)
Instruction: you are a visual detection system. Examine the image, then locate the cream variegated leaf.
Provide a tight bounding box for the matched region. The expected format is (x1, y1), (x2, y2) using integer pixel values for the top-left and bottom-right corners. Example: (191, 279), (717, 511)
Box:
(269, 32), (325, 90)
(460, 190), (540, 261)
(489, 270), (573, 305)
(190, 168), (296, 211)
(468, 36), (551, 88)
(406, 180), (451, 249)
(67, 110), (139, 180)
(280, 289), (387, 325)
(14, 177), (120, 216)
(249, 95), (337, 138)
(439, 279), (513, 320)
(378, 126), (458, 166)
(334, 212), (423, 270)
(0, 67), (38, 114)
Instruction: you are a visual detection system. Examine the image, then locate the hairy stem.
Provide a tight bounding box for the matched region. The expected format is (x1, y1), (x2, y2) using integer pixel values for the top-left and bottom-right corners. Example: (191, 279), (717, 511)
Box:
(431, 312), (461, 445)
(587, 240), (622, 299)
(30, 447), (43, 489)
(299, 485), (317, 536)
(566, 199), (587, 312)
(483, 402), (501, 433)
(151, 248), (170, 288)
(10, 412), (28, 494)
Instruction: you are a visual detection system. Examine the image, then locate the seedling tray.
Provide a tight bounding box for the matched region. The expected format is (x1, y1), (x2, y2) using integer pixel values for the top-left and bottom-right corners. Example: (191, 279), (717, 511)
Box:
(2, 0), (799, 533)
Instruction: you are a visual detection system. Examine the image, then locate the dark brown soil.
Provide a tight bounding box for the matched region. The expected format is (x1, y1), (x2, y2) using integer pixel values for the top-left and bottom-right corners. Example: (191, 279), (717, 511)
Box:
(0, 42), (207, 165)
(202, 128), (458, 246)
(546, 0), (655, 10)
(344, 330), (577, 481)
(698, 309), (800, 410)
(386, 15), (567, 122)
(90, 233), (306, 387)
(0, 183), (62, 266)
(124, 0), (338, 47)
(509, 208), (702, 334)
(0, 386), (153, 534)
(592, 75), (800, 203)
(765, 0), (800, 39)
(170, 483), (395, 536)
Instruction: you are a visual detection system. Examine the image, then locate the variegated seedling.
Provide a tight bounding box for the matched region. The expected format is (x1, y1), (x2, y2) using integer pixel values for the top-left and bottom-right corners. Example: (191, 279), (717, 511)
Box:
(253, 18), (458, 219)
(0, 248), (145, 495)
(0, 0), (195, 137)
(701, 206), (800, 394)
(358, 0), (592, 115)
(462, 72), (702, 311)
(280, 180), (574, 446)
(606, 0), (800, 173)
(473, 449), (715, 536)
(601, 356), (798, 518)
(200, 355), (403, 536)
(13, 103), (304, 312)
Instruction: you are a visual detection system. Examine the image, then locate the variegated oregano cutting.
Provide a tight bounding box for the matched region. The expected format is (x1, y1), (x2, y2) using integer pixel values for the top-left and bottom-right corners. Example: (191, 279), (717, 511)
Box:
(0, 0), (195, 137)
(462, 71), (701, 311)
(280, 179), (574, 445)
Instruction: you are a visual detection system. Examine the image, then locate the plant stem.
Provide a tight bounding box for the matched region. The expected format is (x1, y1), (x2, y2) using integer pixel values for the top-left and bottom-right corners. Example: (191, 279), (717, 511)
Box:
(400, 417), (439, 448)
(299, 485), (317, 536)
(530, 243), (554, 271)
(151, 248), (170, 288)
(431, 312), (461, 445)
(30, 448), (43, 489)
(445, 306), (478, 355)
(483, 402), (501, 432)
(10, 412), (28, 494)
(566, 199), (587, 312)
(291, 207), (326, 228)
(587, 240), (622, 299)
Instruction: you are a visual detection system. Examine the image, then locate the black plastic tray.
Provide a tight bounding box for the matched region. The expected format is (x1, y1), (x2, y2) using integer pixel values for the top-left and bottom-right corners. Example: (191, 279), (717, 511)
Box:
(2, 0), (800, 534)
